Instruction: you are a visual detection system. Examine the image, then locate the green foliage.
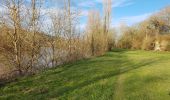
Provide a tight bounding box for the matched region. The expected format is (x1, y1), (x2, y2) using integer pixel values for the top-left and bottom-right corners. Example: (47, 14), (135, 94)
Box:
(1, 50), (170, 100)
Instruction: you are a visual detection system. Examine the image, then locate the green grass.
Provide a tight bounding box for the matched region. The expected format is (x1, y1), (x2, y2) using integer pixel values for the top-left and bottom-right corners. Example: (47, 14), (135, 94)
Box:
(1, 50), (170, 100)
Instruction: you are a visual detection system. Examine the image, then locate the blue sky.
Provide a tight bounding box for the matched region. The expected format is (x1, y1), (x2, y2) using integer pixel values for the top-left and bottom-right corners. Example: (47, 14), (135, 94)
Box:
(50, 0), (169, 29)
(1, 0), (170, 29)
(113, 0), (170, 27)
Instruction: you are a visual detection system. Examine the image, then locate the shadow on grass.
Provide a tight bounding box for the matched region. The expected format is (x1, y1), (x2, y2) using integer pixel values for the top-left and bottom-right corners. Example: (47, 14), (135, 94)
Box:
(49, 51), (158, 98)
(0, 49), (160, 99)
(43, 49), (129, 77)
(43, 50), (127, 78)
(110, 48), (130, 53)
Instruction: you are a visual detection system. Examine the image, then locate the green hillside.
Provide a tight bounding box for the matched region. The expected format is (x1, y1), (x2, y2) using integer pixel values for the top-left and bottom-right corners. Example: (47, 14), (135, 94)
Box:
(1, 50), (170, 100)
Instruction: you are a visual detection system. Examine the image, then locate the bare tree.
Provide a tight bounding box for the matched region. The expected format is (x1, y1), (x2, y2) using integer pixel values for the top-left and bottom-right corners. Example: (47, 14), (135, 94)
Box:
(2, 0), (24, 75)
(47, 11), (64, 67)
(28, 0), (42, 72)
(103, 0), (112, 51)
(0, 0), (44, 76)
(86, 10), (106, 56)
(63, 0), (72, 61)
(63, 0), (80, 61)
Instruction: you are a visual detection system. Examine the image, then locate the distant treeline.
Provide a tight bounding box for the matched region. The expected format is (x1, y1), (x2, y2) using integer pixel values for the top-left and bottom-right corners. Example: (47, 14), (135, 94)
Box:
(117, 6), (170, 51)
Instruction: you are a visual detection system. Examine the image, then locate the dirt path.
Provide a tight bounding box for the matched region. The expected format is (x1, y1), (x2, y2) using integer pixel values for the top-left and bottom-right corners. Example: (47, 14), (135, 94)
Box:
(113, 73), (125, 100)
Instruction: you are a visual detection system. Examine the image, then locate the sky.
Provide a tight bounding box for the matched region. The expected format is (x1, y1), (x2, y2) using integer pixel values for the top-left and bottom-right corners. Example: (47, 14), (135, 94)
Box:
(45, 0), (170, 29)
(1, 0), (170, 30)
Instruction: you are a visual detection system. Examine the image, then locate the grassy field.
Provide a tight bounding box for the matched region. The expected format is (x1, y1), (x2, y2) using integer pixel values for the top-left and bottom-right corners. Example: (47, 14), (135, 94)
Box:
(0, 50), (170, 100)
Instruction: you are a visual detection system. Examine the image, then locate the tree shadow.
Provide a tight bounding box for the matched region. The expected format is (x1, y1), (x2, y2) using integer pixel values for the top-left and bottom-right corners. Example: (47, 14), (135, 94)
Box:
(0, 50), (160, 99)
(49, 50), (158, 98)
(50, 59), (158, 98)
(42, 48), (129, 77)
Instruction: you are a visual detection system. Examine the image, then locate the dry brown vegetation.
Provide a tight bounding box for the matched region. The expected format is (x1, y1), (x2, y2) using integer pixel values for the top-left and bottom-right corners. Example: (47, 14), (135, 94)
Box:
(0, 0), (170, 84)
(0, 0), (115, 82)
(117, 6), (170, 51)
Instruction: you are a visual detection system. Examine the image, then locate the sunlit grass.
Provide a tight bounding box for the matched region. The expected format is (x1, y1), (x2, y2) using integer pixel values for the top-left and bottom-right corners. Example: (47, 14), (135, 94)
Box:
(0, 50), (170, 100)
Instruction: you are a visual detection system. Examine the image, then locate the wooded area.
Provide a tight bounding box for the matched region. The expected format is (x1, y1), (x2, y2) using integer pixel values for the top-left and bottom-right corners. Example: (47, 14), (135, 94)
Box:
(0, 0), (170, 83)
(0, 0), (115, 82)
(117, 6), (170, 51)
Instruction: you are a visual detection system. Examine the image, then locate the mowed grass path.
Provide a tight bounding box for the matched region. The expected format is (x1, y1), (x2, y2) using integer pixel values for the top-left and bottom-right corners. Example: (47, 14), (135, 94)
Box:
(1, 50), (170, 100)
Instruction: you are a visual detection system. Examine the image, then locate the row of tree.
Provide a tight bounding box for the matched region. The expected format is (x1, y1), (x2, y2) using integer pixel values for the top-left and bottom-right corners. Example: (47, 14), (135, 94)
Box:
(117, 6), (170, 51)
(0, 0), (115, 80)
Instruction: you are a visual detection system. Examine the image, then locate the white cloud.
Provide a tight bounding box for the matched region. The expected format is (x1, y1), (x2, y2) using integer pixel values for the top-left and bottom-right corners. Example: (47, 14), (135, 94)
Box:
(112, 0), (134, 8)
(80, 10), (89, 17)
(0, 6), (5, 12)
(78, 1), (96, 8)
(121, 13), (152, 25)
(77, 0), (134, 9)
(112, 13), (153, 27)
(78, 0), (135, 22)
(79, 23), (86, 30)
(95, 0), (134, 8)
(111, 13), (153, 37)
(0, 7), (2, 12)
